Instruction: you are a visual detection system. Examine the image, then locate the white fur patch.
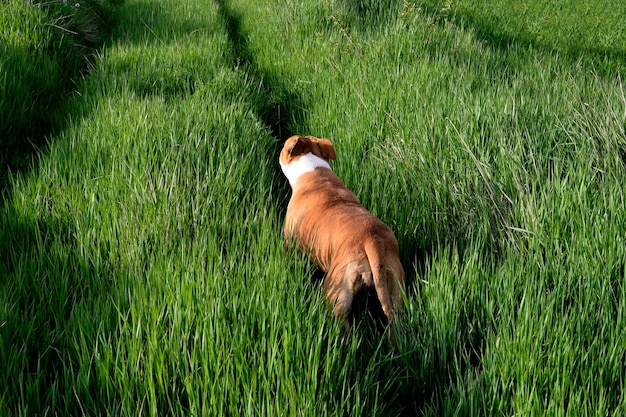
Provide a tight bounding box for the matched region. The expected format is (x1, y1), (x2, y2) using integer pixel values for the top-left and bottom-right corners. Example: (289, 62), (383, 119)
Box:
(280, 153), (332, 187)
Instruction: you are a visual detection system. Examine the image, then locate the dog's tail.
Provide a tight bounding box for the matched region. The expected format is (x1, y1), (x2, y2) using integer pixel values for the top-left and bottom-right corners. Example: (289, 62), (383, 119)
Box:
(363, 238), (396, 322)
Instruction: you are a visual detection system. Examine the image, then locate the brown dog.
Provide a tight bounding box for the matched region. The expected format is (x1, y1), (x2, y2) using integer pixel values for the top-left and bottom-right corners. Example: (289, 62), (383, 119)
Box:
(279, 135), (405, 330)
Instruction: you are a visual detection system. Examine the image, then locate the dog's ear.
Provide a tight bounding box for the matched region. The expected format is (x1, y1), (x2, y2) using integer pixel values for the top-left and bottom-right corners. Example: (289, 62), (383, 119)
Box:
(317, 138), (337, 160)
(287, 136), (306, 158)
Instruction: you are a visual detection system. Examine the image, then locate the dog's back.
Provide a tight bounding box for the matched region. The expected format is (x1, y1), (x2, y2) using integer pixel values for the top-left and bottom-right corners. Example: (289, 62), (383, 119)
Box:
(284, 164), (404, 324)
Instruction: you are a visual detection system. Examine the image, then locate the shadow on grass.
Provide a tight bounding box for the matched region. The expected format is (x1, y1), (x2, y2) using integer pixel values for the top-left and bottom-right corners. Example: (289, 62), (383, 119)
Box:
(341, 0), (403, 29)
(416, 2), (626, 77)
(214, 0), (309, 224)
(0, 0), (123, 202)
(0, 67), (72, 201)
(0, 206), (122, 414)
(215, 0), (305, 144)
(338, 0), (626, 78)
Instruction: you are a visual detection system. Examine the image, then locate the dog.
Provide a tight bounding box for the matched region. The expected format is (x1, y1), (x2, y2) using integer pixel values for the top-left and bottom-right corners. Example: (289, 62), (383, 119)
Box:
(279, 135), (405, 332)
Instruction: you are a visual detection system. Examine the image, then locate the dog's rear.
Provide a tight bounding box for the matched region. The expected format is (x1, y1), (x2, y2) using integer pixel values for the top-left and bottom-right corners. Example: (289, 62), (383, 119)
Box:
(321, 232), (404, 337)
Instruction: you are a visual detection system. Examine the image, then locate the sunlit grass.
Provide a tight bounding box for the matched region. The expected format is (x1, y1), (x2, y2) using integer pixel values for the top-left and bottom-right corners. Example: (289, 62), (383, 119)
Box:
(1, 0), (625, 415)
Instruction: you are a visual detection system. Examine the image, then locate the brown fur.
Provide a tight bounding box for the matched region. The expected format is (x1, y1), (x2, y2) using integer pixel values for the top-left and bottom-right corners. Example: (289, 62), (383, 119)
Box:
(280, 135), (405, 330)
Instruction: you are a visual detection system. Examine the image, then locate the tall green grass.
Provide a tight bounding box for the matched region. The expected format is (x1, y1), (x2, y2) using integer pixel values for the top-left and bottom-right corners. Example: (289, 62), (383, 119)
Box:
(418, 0), (626, 74)
(1, 0), (625, 415)
(0, 0), (121, 186)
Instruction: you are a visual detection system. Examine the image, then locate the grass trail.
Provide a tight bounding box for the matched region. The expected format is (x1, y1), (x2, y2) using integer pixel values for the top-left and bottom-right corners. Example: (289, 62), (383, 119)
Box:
(1, 0), (626, 415)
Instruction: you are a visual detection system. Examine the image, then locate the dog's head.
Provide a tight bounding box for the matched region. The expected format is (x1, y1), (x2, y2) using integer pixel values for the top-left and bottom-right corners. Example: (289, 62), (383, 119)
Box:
(280, 135), (336, 165)
(279, 135), (337, 187)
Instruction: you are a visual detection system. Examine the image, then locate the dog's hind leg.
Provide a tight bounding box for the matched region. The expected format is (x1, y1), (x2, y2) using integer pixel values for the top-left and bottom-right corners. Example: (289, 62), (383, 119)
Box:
(323, 273), (354, 331)
(324, 261), (370, 331)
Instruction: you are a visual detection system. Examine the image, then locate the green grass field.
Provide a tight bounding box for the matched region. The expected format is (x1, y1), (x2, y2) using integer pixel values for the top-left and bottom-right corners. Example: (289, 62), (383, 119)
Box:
(1, 0), (625, 415)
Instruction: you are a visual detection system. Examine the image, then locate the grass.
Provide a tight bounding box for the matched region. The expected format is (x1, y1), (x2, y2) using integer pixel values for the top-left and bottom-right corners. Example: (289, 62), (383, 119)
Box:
(418, 0), (626, 74)
(1, 0), (625, 415)
(0, 0), (121, 188)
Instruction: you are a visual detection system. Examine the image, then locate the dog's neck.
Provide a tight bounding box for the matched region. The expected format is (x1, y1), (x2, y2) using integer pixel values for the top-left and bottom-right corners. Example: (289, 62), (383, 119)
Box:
(280, 153), (332, 188)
